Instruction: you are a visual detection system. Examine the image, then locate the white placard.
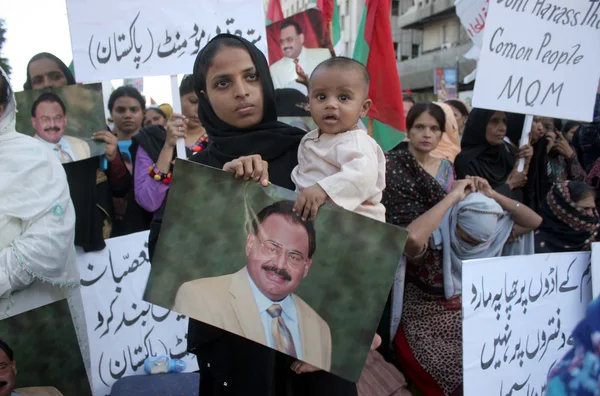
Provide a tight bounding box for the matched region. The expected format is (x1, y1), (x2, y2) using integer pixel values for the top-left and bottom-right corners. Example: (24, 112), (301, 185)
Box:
(592, 242), (600, 297)
(66, 0), (268, 82)
(76, 232), (198, 396)
(463, 252), (593, 396)
(472, 0), (600, 121)
(455, 0), (489, 60)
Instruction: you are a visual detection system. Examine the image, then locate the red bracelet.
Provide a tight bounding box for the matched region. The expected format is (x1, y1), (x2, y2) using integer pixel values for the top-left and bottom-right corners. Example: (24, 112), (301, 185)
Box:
(148, 164), (172, 185)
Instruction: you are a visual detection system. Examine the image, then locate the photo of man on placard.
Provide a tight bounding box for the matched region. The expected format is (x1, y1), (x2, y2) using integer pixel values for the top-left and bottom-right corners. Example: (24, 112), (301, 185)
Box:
(268, 11), (333, 96)
(30, 92), (91, 163)
(174, 201), (332, 370)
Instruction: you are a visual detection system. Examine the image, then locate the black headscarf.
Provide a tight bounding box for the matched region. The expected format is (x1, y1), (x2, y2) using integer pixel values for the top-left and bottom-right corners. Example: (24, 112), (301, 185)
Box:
(454, 108), (518, 193)
(535, 181), (600, 253)
(23, 53), (76, 90)
(189, 34), (305, 189)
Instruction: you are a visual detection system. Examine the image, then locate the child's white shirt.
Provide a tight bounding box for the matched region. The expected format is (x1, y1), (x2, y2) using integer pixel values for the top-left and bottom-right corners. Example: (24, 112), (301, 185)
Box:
(291, 128), (386, 222)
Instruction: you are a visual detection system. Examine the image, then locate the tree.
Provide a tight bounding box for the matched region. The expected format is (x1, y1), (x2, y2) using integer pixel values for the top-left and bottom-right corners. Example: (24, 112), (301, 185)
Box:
(0, 19), (11, 76)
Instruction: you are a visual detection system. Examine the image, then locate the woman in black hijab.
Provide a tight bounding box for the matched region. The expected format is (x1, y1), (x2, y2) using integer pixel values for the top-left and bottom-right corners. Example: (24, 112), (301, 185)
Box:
(149, 34), (357, 396)
(454, 108), (532, 201)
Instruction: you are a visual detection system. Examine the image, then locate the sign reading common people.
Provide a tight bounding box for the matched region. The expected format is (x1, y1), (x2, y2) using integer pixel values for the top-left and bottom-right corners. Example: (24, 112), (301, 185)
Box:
(65, 0), (268, 82)
(472, 0), (600, 121)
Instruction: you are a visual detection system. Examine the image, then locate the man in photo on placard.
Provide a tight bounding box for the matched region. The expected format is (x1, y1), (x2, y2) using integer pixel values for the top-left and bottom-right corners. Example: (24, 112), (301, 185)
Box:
(174, 200), (332, 370)
(0, 339), (63, 396)
(31, 92), (91, 164)
(270, 20), (332, 95)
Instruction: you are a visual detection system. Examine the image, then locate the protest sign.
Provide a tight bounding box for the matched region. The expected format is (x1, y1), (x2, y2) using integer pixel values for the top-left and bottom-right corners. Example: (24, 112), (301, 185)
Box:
(0, 299), (91, 395)
(76, 231), (198, 395)
(455, 0), (489, 60)
(462, 251), (593, 396)
(472, 0), (600, 121)
(65, 0), (267, 83)
(144, 160), (407, 382)
(15, 84), (106, 164)
(592, 242), (600, 297)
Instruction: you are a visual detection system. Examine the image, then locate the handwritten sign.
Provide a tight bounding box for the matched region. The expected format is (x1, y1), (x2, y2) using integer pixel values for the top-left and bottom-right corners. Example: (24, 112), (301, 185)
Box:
(65, 0), (267, 82)
(454, 0), (489, 60)
(592, 242), (600, 297)
(462, 252), (593, 396)
(472, 0), (600, 121)
(75, 231), (198, 396)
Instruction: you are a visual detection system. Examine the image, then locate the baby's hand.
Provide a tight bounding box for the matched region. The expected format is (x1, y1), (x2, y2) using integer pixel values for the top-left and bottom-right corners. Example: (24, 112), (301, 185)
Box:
(293, 184), (328, 221)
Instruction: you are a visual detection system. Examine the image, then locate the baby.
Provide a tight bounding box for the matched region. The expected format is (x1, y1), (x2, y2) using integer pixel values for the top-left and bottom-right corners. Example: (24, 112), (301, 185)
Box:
(291, 57), (386, 222)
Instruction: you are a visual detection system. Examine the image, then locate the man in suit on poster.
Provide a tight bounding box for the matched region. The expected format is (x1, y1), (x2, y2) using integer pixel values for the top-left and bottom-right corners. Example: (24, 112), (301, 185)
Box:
(31, 92), (91, 164)
(270, 20), (332, 95)
(174, 201), (332, 370)
(0, 339), (63, 396)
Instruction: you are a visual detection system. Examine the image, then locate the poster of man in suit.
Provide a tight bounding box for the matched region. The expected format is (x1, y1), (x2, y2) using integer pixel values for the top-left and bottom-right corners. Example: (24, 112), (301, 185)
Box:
(174, 201), (332, 370)
(14, 84), (106, 163)
(143, 161), (408, 382)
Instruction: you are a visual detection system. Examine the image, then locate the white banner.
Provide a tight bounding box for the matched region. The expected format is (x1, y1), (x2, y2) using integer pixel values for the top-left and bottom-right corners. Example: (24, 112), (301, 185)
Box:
(592, 242), (600, 298)
(463, 252), (593, 396)
(454, 0), (489, 60)
(76, 231), (198, 396)
(472, 0), (600, 121)
(66, 0), (268, 82)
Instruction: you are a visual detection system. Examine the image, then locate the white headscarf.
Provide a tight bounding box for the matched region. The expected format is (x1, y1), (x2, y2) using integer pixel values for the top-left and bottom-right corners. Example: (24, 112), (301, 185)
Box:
(436, 192), (534, 299)
(0, 66), (79, 299)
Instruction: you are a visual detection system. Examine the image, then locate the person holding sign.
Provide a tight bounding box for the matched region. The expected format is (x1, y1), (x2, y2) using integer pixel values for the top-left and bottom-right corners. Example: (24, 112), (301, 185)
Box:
(454, 109), (533, 202)
(0, 67), (79, 299)
(147, 34), (358, 395)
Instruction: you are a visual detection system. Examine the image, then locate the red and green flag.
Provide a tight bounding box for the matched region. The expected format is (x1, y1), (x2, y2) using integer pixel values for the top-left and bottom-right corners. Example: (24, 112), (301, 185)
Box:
(353, 0), (406, 151)
(313, 0), (343, 55)
(266, 0), (284, 26)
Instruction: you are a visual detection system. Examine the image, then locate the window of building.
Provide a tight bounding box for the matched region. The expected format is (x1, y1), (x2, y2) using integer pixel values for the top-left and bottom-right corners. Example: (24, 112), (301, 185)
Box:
(393, 42), (399, 59)
(411, 44), (420, 58)
(441, 23), (447, 45)
(391, 0), (399, 16)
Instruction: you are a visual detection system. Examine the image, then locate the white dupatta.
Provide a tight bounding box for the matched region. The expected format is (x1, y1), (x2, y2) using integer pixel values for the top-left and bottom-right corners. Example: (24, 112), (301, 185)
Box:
(0, 66), (80, 303)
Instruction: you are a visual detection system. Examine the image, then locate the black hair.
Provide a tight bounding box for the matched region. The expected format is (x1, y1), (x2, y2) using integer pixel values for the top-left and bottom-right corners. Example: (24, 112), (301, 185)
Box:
(179, 74), (195, 97)
(146, 107), (167, 119)
(193, 37), (247, 94)
(23, 52), (76, 90)
(567, 181), (595, 203)
(31, 92), (67, 117)
(402, 94), (415, 104)
(108, 86), (146, 113)
(0, 339), (13, 361)
(445, 99), (469, 117)
(563, 120), (581, 135)
(251, 201), (316, 258)
(280, 20), (302, 35)
(406, 102), (446, 133)
(553, 118), (563, 132)
(311, 56), (370, 91)
(0, 73), (10, 107)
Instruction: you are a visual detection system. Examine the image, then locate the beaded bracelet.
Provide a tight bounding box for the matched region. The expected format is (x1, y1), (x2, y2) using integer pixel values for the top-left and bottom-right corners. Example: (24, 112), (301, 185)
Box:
(148, 164), (172, 185)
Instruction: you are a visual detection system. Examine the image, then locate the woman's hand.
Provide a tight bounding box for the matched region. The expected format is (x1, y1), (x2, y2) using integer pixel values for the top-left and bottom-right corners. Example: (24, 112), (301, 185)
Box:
(553, 134), (575, 159)
(165, 114), (187, 148)
(467, 176), (495, 198)
(290, 360), (320, 374)
(371, 334), (382, 351)
(222, 154), (269, 185)
(92, 130), (119, 161)
(517, 144), (533, 161)
(506, 165), (528, 190)
(449, 179), (474, 203)
(293, 184), (329, 221)
(544, 131), (557, 153)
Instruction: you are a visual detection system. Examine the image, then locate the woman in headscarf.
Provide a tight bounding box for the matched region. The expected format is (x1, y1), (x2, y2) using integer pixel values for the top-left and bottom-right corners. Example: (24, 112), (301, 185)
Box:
(150, 34), (359, 396)
(444, 99), (469, 138)
(392, 174), (540, 396)
(535, 181), (599, 253)
(23, 52), (130, 249)
(144, 106), (168, 127)
(430, 102), (461, 163)
(0, 66), (79, 306)
(454, 108), (533, 201)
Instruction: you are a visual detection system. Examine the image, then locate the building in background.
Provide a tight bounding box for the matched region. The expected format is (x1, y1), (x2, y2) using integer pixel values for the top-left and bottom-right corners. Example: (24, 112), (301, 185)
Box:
(393, 0), (475, 102)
